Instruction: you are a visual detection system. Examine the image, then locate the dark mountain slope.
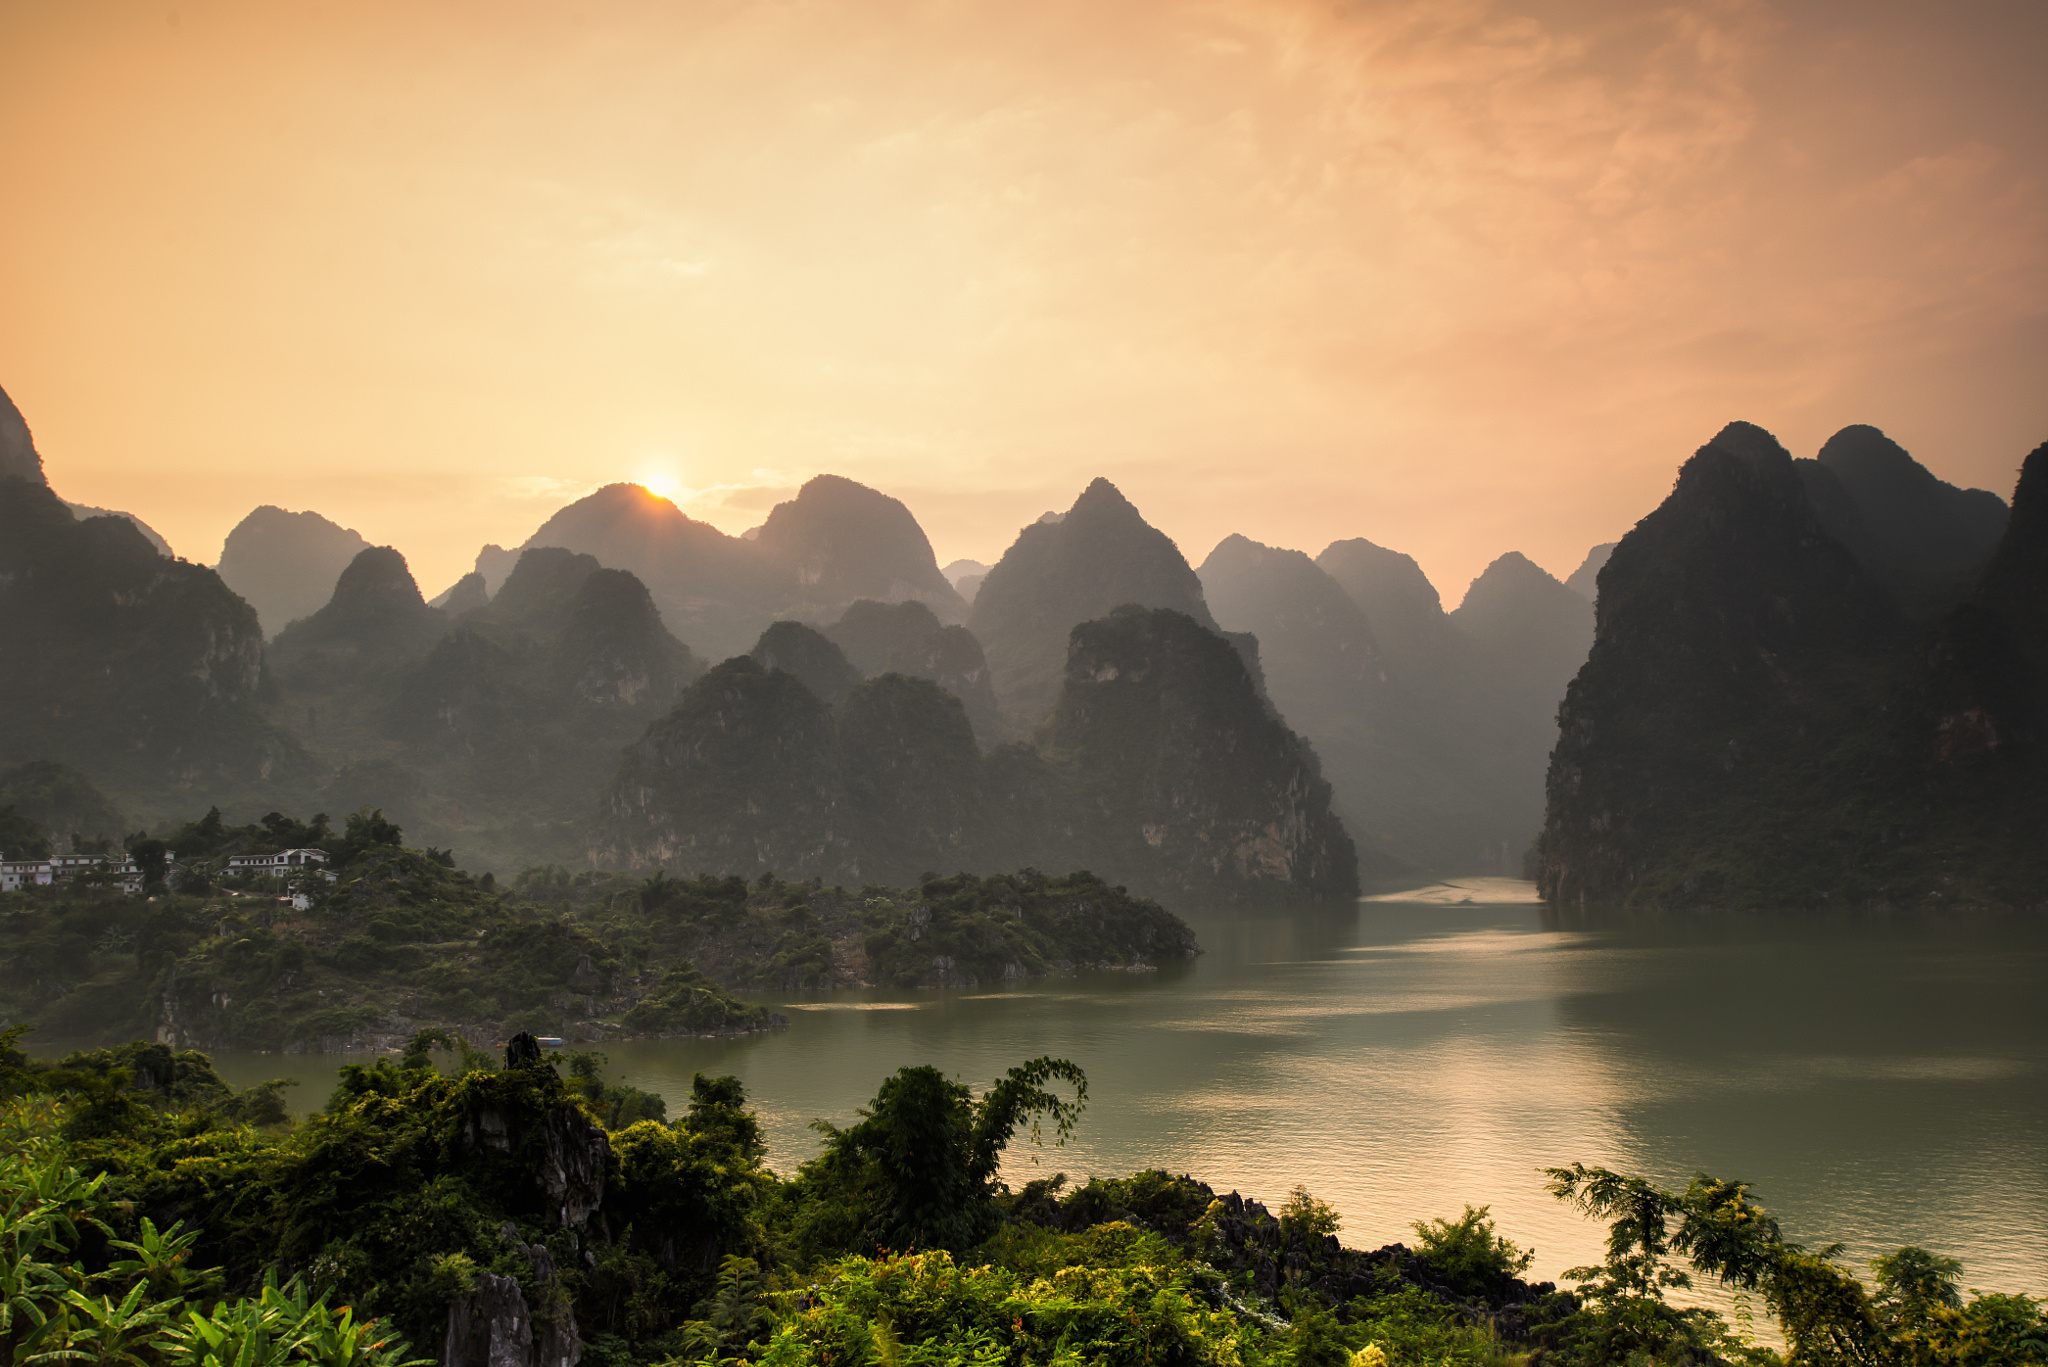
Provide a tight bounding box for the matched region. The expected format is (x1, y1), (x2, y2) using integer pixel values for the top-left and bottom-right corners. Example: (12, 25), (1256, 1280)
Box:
(0, 476), (303, 803)
(971, 478), (1217, 732)
(594, 606), (1358, 902)
(216, 506), (375, 637)
(0, 383), (44, 485)
(825, 598), (1000, 741)
(596, 655), (847, 877)
(1795, 425), (2008, 618)
(750, 621), (861, 708)
(1538, 420), (1970, 909)
(838, 673), (985, 883)
(268, 546), (448, 678)
(1044, 607), (1358, 902)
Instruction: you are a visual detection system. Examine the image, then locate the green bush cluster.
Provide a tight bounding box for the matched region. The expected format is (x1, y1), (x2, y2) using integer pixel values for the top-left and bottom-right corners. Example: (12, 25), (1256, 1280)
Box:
(5, 1030), (2045, 1367)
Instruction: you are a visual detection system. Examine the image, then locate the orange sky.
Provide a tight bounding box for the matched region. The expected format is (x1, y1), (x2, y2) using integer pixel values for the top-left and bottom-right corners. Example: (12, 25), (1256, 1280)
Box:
(2, 0), (2043, 604)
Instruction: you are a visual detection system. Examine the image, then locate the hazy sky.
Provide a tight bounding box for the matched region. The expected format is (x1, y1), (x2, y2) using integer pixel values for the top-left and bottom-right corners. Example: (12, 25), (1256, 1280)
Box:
(3, 0), (2043, 603)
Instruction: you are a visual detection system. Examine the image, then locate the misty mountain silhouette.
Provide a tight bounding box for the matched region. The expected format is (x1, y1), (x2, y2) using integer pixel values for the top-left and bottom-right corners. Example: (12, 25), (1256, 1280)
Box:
(270, 546), (449, 673)
(0, 475), (302, 799)
(752, 474), (968, 623)
(824, 598), (1000, 742)
(1563, 542), (1615, 599)
(217, 506), (376, 637)
(971, 477), (1219, 733)
(749, 620), (862, 708)
(1202, 533), (1592, 876)
(597, 604), (1356, 900)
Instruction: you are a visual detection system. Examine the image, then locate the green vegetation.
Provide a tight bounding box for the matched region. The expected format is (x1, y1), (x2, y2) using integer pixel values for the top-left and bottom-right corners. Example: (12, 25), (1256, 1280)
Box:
(2, 805), (1195, 1051)
(4, 1034), (2039, 1367)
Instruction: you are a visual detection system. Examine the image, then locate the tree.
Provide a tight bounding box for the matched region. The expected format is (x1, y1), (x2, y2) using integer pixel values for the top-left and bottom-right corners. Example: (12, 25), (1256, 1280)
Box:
(807, 1057), (1086, 1252)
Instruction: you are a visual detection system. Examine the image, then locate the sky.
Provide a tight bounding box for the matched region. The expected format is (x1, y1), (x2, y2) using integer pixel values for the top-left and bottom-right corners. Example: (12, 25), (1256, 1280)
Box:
(2, 0), (2043, 604)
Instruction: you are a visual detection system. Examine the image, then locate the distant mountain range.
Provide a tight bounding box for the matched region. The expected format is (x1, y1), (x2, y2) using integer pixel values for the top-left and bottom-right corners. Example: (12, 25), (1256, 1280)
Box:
(5, 373), (2031, 905)
(1541, 421), (2036, 909)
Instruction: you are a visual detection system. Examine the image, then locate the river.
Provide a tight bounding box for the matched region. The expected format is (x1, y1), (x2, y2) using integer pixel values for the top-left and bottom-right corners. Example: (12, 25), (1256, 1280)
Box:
(197, 879), (2048, 1300)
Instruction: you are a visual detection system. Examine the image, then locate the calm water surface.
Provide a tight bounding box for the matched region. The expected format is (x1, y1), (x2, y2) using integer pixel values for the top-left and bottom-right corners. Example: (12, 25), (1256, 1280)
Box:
(201, 882), (2048, 1296)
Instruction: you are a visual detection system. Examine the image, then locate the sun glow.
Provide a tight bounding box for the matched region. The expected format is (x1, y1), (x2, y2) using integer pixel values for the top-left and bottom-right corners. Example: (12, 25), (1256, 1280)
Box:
(638, 468), (682, 501)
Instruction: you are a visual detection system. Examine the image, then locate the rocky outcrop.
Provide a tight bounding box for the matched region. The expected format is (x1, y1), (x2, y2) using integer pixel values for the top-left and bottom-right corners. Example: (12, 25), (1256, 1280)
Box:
(971, 478), (1219, 732)
(216, 506), (375, 637)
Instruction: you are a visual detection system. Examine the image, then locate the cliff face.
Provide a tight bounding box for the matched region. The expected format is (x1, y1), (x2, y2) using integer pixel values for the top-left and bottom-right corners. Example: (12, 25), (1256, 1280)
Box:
(215, 506), (374, 637)
(1045, 607), (1359, 901)
(1538, 421), (2043, 909)
(0, 476), (299, 796)
(970, 479), (1218, 733)
(595, 606), (1359, 901)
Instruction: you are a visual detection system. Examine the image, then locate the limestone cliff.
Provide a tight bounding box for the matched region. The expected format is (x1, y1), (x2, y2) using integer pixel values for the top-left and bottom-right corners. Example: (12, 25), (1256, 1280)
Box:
(1538, 422), (2044, 909)
(1044, 607), (1358, 902)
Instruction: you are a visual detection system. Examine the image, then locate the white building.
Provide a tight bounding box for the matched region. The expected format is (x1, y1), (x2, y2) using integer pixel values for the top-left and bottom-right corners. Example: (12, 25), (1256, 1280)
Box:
(0, 855), (145, 895)
(226, 849), (332, 874)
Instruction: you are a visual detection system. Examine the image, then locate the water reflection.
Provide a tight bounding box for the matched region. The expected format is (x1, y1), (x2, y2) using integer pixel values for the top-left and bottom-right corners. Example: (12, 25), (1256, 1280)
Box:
(188, 895), (2048, 1298)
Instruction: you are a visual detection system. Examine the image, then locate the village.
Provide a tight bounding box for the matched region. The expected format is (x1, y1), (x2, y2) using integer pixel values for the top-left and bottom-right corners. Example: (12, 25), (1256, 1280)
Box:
(0, 847), (333, 898)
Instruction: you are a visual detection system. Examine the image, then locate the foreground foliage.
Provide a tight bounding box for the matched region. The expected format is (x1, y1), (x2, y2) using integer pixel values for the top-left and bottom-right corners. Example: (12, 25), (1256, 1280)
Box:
(1, 1026), (2041, 1367)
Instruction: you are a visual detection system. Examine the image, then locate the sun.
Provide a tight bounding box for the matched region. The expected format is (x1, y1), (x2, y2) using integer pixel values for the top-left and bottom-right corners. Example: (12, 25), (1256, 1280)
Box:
(638, 468), (682, 501)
